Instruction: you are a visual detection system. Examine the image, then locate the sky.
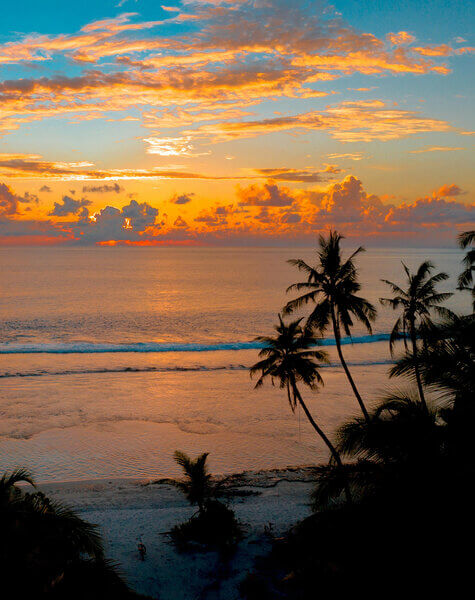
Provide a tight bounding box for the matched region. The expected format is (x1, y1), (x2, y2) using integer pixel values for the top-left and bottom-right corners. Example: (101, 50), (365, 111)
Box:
(0, 0), (473, 246)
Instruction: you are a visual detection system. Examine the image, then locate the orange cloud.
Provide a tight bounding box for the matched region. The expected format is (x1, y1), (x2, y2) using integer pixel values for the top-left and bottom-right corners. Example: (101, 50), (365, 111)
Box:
(436, 184), (465, 197)
(237, 182), (296, 206)
(409, 146), (464, 154)
(0, 152), (342, 183)
(387, 31), (416, 45)
(190, 100), (451, 143)
(1, 177), (473, 246)
(0, 3), (463, 136)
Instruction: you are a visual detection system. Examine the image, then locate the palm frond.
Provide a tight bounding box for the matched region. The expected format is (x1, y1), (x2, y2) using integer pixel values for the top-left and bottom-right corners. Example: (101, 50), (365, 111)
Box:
(458, 230), (475, 249)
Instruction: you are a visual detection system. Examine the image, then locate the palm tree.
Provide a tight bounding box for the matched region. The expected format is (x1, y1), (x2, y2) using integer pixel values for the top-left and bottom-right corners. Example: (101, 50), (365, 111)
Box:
(337, 390), (442, 465)
(284, 231), (376, 423)
(250, 314), (351, 502)
(458, 230), (475, 309)
(173, 450), (213, 514)
(0, 467), (35, 506)
(380, 261), (452, 410)
(390, 313), (474, 405)
(391, 313), (475, 462)
(0, 468), (138, 596)
(312, 390), (443, 510)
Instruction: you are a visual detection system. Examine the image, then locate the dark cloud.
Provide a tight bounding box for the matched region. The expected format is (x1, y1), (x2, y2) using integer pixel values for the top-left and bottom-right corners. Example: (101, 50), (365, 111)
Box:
(22, 191), (39, 203)
(170, 193), (195, 205)
(122, 199), (158, 229)
(253, 168), (326, 183)
(71, 199), (159, 244)
(0, 183), (20, 216)
(82, 183), (123, 193)
(0, 183), (38, 216)
(385, 196), (475, 225)
(49, 195), (91, 216)
(173, 216), (188, 227)
(280, 212), (302, 223)
(237, 182), (295, 206)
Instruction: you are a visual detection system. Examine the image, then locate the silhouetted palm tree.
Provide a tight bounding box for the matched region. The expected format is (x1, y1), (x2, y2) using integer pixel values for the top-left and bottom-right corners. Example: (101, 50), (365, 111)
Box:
(391, 313), (475, 461)
(337, 390), (442, 464)
(391, 314), (474, 403)
(0, 467), (35, 506)
(380, 261), (452, 410)
(312, 390), (443, 509)
(0, 468), (136, 597)
(173, 450), (213, 514)
(250, 315), (351, 502)
(284, 231), (376, 422)
(458, 230), (475, 309)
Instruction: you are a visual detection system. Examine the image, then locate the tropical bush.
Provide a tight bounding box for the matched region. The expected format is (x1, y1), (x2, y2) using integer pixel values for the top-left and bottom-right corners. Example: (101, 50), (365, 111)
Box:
(0, 469), (144, 598)
(170, 451), (242, 550)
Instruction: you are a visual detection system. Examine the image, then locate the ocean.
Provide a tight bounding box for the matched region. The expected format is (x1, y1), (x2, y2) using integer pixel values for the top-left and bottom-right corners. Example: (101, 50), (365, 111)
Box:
(0, 245), (469, 482)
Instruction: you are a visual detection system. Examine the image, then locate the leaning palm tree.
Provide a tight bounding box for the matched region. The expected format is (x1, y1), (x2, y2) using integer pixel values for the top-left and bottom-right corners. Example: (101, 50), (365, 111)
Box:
(457, 230), (475, 309)
(250, 314), (351, 502)
(173, 450), (213, 514)
(284, 231), (376, 423)
(380, 261), (452, 410)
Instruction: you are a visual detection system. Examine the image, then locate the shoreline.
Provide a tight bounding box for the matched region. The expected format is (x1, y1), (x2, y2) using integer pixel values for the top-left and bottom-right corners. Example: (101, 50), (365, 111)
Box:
(39, 466), (317, 599)
(36, 464), (318, 489)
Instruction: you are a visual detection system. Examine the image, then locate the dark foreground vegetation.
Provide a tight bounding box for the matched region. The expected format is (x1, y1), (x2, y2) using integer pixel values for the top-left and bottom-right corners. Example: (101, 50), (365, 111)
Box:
(0, 469), (150, 598)
(1, 229), (473, 598)
(243, 229), (475, 597)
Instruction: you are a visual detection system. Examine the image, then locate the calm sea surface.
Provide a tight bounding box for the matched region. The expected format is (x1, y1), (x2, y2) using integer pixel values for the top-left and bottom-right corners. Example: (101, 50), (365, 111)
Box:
(0, 246), (469, 481)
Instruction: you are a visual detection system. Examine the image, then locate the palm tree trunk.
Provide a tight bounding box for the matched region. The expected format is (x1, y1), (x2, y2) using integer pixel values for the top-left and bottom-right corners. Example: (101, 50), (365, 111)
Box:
(291, 381), (352, 504)
(330, 306), (371, 423)
(410, 320), (428, 411)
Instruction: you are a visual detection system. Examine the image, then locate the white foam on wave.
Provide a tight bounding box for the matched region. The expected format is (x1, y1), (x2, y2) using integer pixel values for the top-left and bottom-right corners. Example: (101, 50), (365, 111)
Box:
(0, 334), (391, 355)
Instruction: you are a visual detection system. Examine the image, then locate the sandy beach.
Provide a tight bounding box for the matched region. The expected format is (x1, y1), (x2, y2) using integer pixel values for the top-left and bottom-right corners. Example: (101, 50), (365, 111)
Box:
(41, 467), (315, 599)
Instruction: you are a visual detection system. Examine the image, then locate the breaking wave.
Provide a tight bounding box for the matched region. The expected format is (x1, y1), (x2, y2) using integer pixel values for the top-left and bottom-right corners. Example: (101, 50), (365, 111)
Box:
(0, 334), (391, 355)
(0, 359), (394, 379)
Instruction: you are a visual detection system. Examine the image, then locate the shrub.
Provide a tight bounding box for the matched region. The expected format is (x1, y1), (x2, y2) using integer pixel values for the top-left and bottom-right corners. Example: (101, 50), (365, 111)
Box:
(170, 499), (242, 551)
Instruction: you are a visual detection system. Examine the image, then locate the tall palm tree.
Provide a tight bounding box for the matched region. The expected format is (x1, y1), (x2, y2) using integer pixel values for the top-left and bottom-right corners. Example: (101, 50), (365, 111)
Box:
(284, 231), (376, 423)
(173, 450), (213, 514)
(458, 230), (475, 309)
(250, 314), (351, 502)
(380, 261), (452, 410)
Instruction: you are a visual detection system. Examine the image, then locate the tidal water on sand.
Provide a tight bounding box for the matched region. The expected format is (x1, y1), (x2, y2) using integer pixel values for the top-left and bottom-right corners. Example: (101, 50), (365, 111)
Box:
(0, 246), (469, 481)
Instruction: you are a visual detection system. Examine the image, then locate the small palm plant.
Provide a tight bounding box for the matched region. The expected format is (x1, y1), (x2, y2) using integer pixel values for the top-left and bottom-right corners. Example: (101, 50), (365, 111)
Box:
(171, 451), (241, 548)
(284, 231), (376, 423)
(457, 230), (474, 309)
(380, 261), (452, 410)
(173, 450), (213, 514)
(250, 314), (351, 503)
